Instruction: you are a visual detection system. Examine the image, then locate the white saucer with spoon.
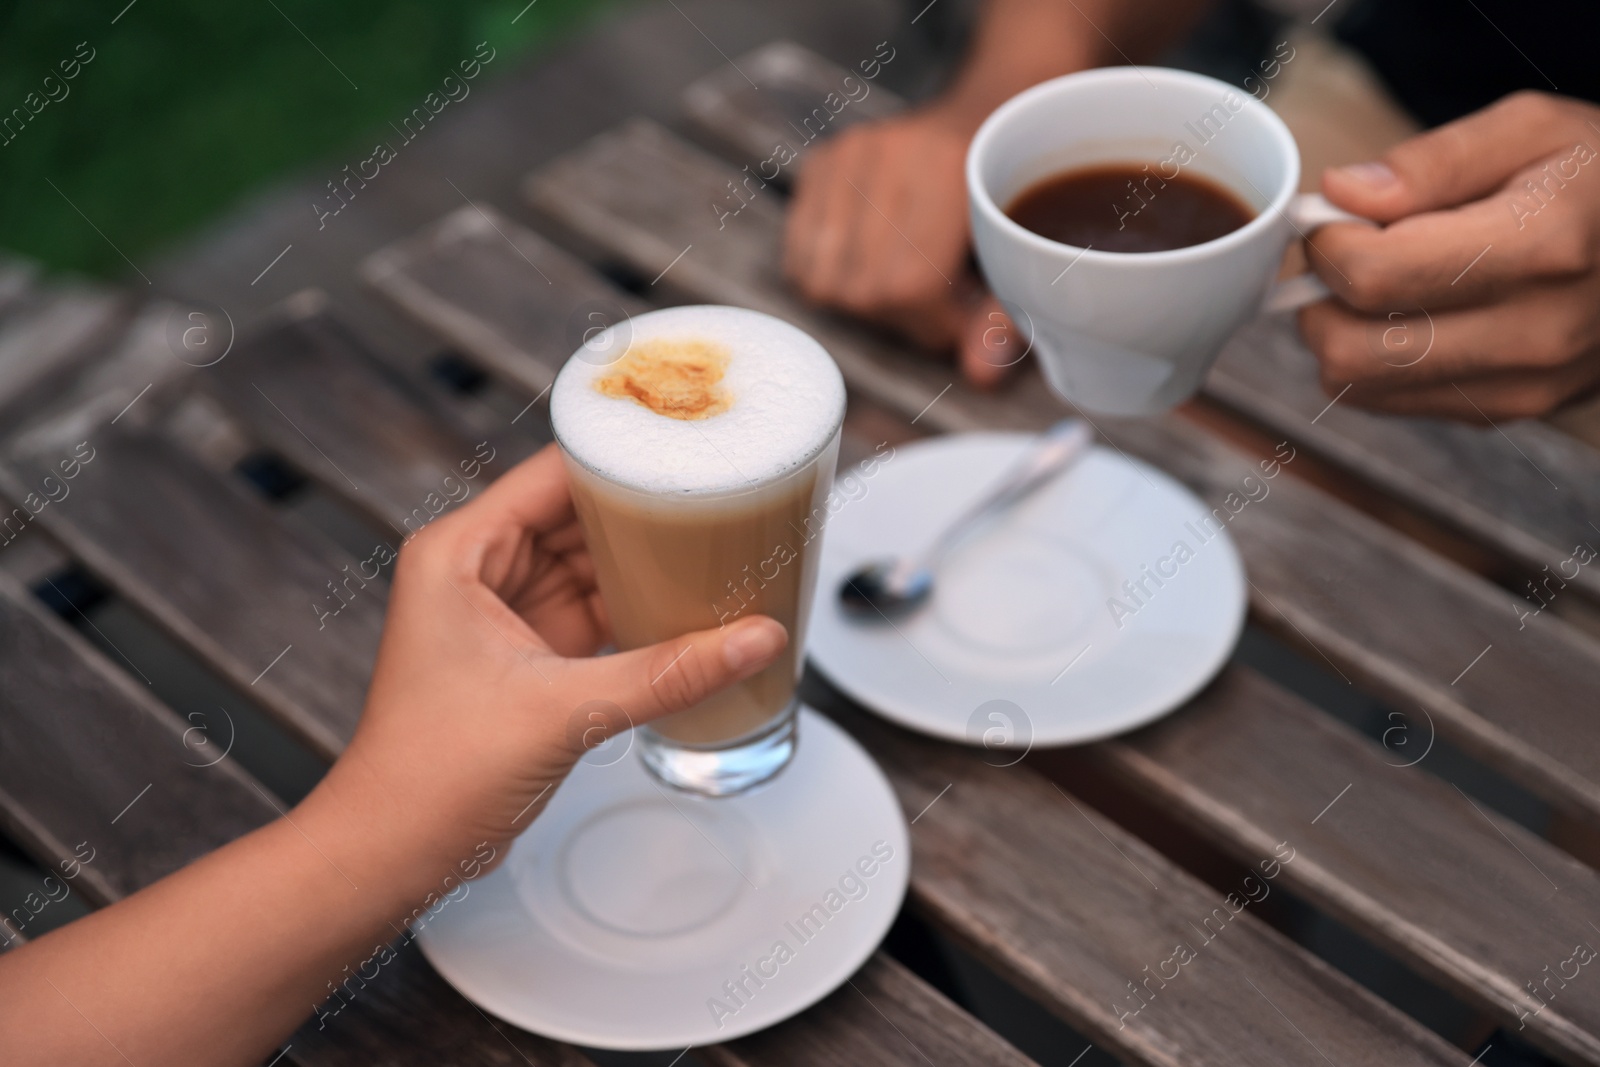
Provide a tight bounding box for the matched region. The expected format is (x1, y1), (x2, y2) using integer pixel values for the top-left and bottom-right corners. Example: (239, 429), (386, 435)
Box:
(811, 429), (1246, 749)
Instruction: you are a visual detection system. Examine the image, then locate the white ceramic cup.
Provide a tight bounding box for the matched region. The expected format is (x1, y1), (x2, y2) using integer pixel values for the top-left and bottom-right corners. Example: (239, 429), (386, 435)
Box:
(968, 66), (1359, 415)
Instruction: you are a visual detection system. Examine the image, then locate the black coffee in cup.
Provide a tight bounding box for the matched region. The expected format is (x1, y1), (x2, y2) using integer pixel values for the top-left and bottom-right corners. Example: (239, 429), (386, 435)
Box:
(1006, 163), (1255, 254)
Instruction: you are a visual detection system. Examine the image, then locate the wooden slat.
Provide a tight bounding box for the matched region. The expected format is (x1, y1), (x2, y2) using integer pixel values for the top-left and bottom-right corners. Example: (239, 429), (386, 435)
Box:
(681, 40), (902, 173)
(4, 299), (197, 458)
(824, 689), (1461, 1067)
(360, 204), (638, 399)
(1094, 667), (1600, 1065)
(288, 956), (595, 1067)
(0, 286), (130, 427)
(1208, 317), (1600, 600)
(704, 954), (1032, 1067)
(0, 510), (72, 589)
(0, 572), (588, 1067)
(0, 572), (276, 905)
(0, 429), (380, 762)
(364, 217), (1462, 1066)
(0, 299), (211, 589)
(520, 118), (1600, 837)
(678, 41), (1600, 604)
(201, 295), (497, 536)
(0, 254), (38, 319)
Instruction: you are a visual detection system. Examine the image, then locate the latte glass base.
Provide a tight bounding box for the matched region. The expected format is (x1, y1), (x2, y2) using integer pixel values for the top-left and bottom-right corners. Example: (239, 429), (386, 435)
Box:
(638, 705), (798, 797)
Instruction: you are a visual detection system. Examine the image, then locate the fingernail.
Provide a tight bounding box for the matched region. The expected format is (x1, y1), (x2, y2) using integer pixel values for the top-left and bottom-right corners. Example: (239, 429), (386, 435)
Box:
(1336, 161), (1397, 188)
(723, 618), (787, 672)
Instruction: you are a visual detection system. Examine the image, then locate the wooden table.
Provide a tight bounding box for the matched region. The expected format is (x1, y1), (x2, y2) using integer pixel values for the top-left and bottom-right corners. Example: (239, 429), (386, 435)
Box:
(3, 35), (1600, 1067)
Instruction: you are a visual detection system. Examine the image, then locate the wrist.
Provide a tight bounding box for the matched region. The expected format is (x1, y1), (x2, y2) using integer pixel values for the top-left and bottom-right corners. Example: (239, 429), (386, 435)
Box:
(933, 15), (1097, 134)
(932, 62), (1091, 136)
(292, 751), (476, 924)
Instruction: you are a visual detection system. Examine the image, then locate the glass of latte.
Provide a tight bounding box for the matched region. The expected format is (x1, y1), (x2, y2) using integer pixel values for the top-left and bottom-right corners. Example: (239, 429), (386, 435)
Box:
(550, 305), (846, 796)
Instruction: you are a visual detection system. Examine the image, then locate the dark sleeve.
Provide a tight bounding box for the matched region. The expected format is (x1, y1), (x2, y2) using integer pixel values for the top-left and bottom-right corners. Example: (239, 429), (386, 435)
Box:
(1335, 0), (1600, 127)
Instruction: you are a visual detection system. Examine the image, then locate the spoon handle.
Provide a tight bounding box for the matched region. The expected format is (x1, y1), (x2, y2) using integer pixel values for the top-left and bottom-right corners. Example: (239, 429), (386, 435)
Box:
(918, 419), (1093, 568)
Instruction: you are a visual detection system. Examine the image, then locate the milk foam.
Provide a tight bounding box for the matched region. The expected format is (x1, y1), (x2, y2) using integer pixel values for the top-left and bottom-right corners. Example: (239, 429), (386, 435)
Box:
(551, 305), (846, 495)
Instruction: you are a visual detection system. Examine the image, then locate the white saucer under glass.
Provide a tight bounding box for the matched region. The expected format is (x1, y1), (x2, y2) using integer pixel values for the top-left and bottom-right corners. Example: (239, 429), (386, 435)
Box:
(417, 707), (909, 1050)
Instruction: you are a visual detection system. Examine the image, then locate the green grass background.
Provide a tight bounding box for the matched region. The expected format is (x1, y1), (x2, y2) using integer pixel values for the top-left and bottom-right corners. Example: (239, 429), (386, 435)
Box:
(0, 0), (618, 278)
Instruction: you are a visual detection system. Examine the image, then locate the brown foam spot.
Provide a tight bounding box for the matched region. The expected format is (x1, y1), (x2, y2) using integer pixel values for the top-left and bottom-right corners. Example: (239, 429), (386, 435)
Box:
(595, 337), (733, 420)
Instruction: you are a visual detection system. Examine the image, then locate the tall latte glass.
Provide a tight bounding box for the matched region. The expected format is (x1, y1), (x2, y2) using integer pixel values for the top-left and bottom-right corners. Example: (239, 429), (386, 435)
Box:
(550, 305), (846, 796)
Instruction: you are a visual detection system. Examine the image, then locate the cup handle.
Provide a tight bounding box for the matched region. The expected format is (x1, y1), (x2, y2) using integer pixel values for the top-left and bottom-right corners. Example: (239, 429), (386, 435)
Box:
(1260, 193), (1372, 314)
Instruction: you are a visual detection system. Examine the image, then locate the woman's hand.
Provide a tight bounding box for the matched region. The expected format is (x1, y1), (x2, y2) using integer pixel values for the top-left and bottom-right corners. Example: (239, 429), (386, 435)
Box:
(0, 445), (786, 1067)
(307, 444), (789, 889)
(1301, 91), (1600, 419)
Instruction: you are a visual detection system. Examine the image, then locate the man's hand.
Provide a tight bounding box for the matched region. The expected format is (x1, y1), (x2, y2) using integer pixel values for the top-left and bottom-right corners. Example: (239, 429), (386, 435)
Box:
(784, 108), (1012, 387)
(1301, 91), (1600, 420)
(780, 0), (1216, 389)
